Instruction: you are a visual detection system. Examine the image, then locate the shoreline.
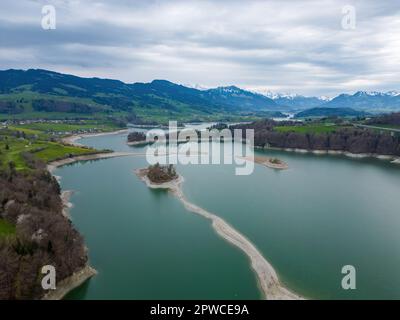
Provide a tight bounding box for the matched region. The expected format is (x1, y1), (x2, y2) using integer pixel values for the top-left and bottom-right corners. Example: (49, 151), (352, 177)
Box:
(47, 151), (138, 173)
(255, 145), (400, 164)
(40, 186), (98, 300)
(42, 264), (97, 300)
(135, 168), (303, 300)
(238, 156), (289, 170)
(43, 129), (132, 300)
(62, 129), (129, 146)
(61, 190), (74, 219)
(127, 140), (151, 146)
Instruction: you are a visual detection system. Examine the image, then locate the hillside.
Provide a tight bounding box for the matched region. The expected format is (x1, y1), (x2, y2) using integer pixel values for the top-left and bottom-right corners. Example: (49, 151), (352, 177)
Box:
(0, 69), (283, 123)
(295, 107), (368, 118)
(0, 123), (104, 299)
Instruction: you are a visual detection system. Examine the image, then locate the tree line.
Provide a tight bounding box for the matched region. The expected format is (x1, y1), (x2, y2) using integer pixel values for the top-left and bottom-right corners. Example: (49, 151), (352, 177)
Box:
(233, 118), (400, 156)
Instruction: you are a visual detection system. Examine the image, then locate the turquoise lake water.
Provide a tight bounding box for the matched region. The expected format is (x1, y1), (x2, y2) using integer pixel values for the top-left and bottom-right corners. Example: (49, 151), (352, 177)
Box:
(57, 131), (400, 299)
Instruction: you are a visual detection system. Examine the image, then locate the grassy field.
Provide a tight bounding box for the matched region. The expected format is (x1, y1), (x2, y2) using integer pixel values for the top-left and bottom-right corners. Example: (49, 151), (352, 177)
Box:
(0, 218), (16, 238)
(0, 119), (124, 170)
(0, 112), (104, 121)
(33, 142), (95, 163)
(0, 134), (97, 171)
(274, 124), (344, 134)
(7, 119), (123, 134)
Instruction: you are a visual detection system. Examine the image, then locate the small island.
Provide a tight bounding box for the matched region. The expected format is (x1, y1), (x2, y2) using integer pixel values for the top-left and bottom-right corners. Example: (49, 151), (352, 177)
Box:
(262, 157), (289, 169)
(135, 163), (182, 189)
(238, 156), (289, 170)
(127, 131), (148, 146)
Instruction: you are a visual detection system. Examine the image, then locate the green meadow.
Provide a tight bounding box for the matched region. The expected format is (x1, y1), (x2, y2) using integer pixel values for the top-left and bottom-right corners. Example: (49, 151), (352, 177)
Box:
(274, 124), (344, 134)
(0, 218), (16, 238)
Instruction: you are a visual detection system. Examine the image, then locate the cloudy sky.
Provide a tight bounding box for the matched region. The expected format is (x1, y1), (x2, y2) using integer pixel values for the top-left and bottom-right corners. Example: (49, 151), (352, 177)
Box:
(0, 0), (399, 96)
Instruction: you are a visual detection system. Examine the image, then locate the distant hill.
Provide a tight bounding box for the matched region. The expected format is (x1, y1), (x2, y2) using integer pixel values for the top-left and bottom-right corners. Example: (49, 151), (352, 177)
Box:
(295, 107), (368, 118)
(0, 69), (283, 122)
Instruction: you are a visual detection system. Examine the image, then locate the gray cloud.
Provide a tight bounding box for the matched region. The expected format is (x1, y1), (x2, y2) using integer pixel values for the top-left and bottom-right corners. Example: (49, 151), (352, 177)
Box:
(0, 0), (399, 96)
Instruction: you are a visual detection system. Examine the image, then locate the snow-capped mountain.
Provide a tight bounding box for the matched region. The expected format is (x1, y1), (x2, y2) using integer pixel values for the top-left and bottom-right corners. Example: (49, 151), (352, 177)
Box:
(248, 89), (329, 110)
(246, 88), (400, 111)
(204, 86), (277, 109)
(323, 91), (400, 110)
(182, 83), (209, 91)
(318, 95), (332, 101)
(249, 89), (299, 100)
(387, 90), (400, 96)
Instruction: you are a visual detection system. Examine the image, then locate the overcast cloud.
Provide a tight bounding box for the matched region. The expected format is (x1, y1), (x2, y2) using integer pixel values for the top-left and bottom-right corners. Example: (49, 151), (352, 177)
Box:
(0, 0), (399, 96)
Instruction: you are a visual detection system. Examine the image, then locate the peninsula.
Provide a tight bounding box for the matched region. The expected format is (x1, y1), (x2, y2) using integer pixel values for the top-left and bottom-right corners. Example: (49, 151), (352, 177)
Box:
(135, 165), (302, 300)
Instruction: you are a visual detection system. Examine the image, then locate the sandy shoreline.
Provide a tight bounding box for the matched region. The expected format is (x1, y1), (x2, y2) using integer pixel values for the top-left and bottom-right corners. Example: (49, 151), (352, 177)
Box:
(42, 130), (132, 300)
(42, 264), (97, 300)
(127, 140), (150, 146)
(62, 129), (129, 146)
(256, 145), (400, 164)
(61, 190), (74, 219)
(40, 186), (98, 300)
(135, 168), (303, 300)
(40, 171), (98, 300)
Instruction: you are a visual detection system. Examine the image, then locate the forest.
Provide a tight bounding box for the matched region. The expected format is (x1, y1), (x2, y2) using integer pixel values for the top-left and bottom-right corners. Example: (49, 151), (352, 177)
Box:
(366, 112), (400, 126)
(146, 163), (178, 184)
(233, 115), (400, 156)
(0, 124), (97, 299)
(127, 131), (146, 143)
(0, 167), (88, 299)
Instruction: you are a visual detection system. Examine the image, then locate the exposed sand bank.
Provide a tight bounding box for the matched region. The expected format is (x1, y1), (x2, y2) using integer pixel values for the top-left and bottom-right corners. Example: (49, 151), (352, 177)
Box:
(39, 185), (97, 300)
(61, 190), (74, 219)
(45, 129), (141, 300)
(135, 168), (303, 300)
(238, 156), (288, 170)
(42, 265), (97, 300)
(255, 146), (400, 165)
(44, 145), (134, 299)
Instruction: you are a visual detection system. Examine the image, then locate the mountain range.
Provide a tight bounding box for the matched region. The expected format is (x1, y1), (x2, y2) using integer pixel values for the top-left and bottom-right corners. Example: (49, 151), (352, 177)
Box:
(0, 69), (284, 122)
(250, 89), (331, 110)
(252, 89), (400, 112)
(0, 69), (399, 122)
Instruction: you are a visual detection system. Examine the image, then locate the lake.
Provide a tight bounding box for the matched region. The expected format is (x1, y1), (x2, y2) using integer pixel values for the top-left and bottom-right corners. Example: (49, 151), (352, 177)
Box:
(56, 130), (400, 299)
